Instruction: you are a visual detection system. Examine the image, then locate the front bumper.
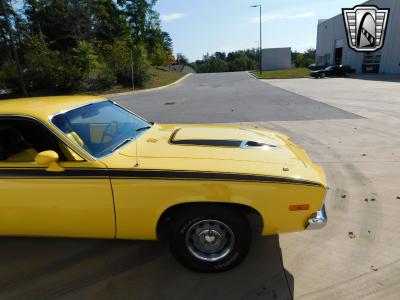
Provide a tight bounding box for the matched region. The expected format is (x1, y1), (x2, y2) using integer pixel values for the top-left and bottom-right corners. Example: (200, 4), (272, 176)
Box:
(305, 205), (327, 230)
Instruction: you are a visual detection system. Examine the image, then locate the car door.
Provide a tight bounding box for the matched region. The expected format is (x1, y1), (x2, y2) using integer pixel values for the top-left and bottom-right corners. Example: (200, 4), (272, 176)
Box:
(328, 67), (336, 76)
(333, 67), (340, 76)
(0, 117), (115, 238)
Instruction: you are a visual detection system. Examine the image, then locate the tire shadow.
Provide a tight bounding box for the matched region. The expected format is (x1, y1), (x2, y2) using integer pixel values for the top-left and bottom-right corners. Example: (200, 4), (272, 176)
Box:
(0, 235), (293, 300)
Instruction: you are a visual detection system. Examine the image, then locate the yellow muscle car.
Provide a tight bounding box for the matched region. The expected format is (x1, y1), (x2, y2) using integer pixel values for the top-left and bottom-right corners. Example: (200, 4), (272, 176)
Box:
(0, 96), (327, 272)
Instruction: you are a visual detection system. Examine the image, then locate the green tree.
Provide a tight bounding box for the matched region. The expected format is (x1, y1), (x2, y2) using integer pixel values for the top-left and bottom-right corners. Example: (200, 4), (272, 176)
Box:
(23, 35), (61, 90)
(101, 40), (131, 85)
(162, 31), (172, 50)
(24, 0), (46, 42)
(151, 41), (167, 65)
(303, 48), (316, 66)
(0, 6), (12, 63)
(0, 0), (27, 95)
(91, 0), (130, 44)
(52, 40), (99, 90)
(1, 0), (174, 94)
(192, 48), (264, 73)
(118, 0), (158, 41)
(35, 0), (80, 50)
(147, 26), (167, 65)
(229, 52), (248, 71)
(209, 58), (229, 72)
(132, 43), (152, 86)
(215, 52), (226, 60)
(176, 53), (189, 65)
(292, 48), (315, 67)
(71, 41), (99, 84)
(162, 31), (175, 64)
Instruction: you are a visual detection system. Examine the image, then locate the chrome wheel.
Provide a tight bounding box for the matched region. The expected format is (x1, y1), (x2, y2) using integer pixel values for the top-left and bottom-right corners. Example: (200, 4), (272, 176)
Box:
(185, 219), (235, 262)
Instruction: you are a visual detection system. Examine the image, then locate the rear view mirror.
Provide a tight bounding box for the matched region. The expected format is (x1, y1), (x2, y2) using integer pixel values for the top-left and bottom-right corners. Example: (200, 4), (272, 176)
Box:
(35, 150), (64, 172)
(81, 108), (99, 119)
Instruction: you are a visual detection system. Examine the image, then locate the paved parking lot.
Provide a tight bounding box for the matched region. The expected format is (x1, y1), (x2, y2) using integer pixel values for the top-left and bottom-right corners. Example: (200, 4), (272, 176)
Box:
(112, 72), (359, 123)
(262, 76), (400, 299)
(2, 73), (399, 299)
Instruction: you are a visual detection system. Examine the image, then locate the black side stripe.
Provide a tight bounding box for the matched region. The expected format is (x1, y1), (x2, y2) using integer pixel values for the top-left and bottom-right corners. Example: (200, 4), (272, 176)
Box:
(0, 168), (108, 178)
(0, 167), (322, 187)
(109, 169), (322, 187)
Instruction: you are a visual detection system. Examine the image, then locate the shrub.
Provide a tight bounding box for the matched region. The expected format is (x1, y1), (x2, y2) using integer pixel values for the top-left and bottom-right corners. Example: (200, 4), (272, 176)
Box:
(229, 53), (248, 71)
(0, 61), (20, 91)
(101, 40), (131, 86)
(23, 36), (62, 90)
(101, 41), (152, 87)
(132, 43), (152, 87)
(151, 42), (167, 66)
(87, 63), (117, 90)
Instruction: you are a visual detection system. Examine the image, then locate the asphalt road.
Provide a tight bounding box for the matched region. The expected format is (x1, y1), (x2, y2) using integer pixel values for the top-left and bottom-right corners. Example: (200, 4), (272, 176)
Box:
(111, 72), (359, 123)
(4, 72), (390, 300)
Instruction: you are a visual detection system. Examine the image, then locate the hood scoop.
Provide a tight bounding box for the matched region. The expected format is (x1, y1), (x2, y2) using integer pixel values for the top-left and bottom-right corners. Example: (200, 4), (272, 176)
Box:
(240, 140), (277, 149)
(170, 138), (239, 147)
(170, 138), (276, 149)
(170, 129), (277, 149)
(169, 128), (278, 149)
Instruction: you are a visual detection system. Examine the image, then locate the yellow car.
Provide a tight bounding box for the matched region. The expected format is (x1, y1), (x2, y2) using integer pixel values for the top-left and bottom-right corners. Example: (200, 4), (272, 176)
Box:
(0, 96), (327, 272)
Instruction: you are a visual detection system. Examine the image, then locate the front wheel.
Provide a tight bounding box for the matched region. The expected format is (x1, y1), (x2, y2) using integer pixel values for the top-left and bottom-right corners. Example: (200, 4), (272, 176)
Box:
(169, 206), (251, 272)
(320, 73), (326, 78)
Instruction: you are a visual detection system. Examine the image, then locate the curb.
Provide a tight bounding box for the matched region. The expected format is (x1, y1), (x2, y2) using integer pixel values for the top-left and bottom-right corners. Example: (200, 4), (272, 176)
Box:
(247, 71), (259, 79)
(102, 73), (192, 97)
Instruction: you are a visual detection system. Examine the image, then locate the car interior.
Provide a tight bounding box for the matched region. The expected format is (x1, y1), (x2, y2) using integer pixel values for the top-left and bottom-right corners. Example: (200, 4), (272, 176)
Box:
(52, 106), (128, 157)
(0, 118), (83, 162)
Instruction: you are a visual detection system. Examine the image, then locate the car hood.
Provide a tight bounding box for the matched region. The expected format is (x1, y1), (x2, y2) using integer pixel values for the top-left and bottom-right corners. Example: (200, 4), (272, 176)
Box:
(117, 124), (310, 167)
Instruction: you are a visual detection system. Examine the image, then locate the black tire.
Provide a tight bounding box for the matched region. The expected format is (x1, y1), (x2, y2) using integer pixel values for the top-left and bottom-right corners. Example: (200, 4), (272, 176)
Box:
(169, 205), (251, 272)
(320, 73), (326, 78)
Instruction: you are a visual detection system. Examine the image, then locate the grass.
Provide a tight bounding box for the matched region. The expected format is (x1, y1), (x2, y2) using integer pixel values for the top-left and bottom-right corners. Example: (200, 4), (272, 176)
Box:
(0, 68), (186, 100)
(141, 68), (185, 90)
(94, 68), (185, 95)
(251, 68), (310, 79)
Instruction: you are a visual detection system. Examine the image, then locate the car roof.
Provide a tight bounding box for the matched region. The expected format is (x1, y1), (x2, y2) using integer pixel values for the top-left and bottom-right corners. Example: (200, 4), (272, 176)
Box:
(0, 95), (106, 121)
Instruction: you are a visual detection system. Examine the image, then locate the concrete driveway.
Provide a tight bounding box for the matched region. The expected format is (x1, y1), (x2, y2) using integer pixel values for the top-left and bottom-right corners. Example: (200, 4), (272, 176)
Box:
(2, 73), (399, 299)
(261, 77), (400, 299)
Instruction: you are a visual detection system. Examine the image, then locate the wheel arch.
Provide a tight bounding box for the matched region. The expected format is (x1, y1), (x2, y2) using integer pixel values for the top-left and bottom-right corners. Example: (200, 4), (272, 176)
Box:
(156, 202), (264, 240)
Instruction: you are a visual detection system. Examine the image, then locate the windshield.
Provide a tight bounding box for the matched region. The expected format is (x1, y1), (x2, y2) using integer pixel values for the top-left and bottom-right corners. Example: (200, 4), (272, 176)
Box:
(52, 101), (151, 157)
(324, 66), (333, 70)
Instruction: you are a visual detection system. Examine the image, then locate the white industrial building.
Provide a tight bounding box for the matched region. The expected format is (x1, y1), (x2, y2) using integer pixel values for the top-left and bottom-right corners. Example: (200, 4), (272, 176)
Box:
(261, 47), (291, 71)
(316, 0), (400, 74)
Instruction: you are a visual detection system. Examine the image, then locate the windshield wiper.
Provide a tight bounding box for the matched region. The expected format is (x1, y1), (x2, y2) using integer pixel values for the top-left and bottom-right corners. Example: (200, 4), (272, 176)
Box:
(111, 137), (134, 152)
(136, 126), (152, 132)
(112, 126), (151, 152)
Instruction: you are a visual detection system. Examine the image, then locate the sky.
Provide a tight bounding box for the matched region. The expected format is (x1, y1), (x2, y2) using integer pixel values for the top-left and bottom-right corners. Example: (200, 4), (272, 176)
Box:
(155, 0), (363, 61)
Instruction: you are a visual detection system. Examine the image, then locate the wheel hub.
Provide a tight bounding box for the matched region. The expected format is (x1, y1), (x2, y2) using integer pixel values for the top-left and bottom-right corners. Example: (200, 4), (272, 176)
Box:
(185, 219), (235, 262)
(196, 229), (223, 253)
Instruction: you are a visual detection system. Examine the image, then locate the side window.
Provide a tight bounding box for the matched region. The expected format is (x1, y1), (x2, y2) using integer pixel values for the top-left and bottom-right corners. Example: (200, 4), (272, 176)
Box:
(0, 118), (83, 162)
(0, 125), (37, 162)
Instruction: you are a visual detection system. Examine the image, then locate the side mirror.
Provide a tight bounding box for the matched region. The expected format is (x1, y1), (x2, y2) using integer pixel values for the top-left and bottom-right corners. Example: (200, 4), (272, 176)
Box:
(35, 150), (64, 172)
